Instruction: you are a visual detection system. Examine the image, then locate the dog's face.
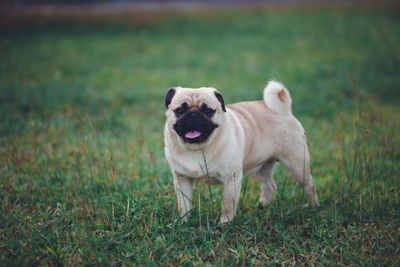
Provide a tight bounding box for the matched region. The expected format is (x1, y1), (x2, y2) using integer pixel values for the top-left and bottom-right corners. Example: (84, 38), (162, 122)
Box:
(165, 87), (226, 144)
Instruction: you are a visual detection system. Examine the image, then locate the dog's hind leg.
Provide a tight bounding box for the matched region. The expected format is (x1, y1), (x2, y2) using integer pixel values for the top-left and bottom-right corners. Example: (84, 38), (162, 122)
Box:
(280, 140), (319, 207)
(254, 160), (277, 205)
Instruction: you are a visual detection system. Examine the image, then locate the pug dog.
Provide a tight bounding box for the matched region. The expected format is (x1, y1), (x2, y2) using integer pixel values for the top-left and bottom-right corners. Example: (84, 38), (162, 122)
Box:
(164, 81), (319, 224)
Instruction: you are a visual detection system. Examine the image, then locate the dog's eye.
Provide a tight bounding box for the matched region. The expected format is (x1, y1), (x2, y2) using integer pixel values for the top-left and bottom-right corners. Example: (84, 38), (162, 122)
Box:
(201, 105), (215, 117)
(175, 103), (189, 117)
(174, 107), (186, 117)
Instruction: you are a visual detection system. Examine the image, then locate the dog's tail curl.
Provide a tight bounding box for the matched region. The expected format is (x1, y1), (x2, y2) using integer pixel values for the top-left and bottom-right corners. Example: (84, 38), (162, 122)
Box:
(263, 80), (292, 115)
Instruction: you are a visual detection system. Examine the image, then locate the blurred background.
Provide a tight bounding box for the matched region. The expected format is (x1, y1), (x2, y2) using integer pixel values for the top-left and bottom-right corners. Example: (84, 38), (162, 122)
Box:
(4, 0), (395, 7)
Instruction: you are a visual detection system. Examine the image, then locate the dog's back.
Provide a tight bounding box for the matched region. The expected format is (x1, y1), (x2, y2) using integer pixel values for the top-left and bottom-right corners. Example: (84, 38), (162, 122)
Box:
(226, 82), (303, 174)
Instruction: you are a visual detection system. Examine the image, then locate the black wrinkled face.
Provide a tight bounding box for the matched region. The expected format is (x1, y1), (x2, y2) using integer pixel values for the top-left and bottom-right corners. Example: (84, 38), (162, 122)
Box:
(173, 102), (218, 144)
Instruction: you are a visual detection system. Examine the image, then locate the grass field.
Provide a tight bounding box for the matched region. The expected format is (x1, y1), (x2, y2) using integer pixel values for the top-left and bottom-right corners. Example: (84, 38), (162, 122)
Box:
(1, 4), (400, 265)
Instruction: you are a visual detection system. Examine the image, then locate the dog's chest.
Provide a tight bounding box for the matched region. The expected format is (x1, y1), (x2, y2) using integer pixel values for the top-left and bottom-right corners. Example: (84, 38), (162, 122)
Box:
(172, 153), (223, 184)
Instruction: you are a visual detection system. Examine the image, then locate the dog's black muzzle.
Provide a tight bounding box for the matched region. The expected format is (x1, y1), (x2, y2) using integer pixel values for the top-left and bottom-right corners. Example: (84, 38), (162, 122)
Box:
(173, 110), (218, 144)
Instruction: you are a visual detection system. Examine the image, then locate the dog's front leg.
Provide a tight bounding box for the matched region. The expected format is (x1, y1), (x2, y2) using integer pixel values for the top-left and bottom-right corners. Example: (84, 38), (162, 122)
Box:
(173, 172), (193, 221)
(220, 171), (242, 224)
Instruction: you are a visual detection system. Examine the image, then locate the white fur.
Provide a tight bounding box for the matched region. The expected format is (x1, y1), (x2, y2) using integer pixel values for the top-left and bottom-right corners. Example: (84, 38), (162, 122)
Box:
(263, 80), (292, 114)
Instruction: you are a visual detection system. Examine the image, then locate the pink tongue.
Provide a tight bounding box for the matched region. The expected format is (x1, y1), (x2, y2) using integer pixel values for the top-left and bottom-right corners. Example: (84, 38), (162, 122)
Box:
(185, 131), (201, 139)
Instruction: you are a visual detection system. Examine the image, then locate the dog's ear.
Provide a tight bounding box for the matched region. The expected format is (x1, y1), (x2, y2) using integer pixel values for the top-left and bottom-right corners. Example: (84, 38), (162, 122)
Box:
(165, 88), (176, 109)
(214, 91), (226, 112)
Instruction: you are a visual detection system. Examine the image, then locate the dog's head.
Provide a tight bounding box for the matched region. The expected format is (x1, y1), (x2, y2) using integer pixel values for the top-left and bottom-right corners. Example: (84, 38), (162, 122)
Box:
(165, 87), (226, 145)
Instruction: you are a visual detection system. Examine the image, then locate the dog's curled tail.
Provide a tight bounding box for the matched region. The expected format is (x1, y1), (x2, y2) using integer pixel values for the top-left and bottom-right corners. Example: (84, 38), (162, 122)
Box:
(263, 80), (292, 115)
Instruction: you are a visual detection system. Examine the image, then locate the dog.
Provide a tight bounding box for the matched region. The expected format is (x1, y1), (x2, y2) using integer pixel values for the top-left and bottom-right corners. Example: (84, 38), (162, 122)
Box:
(164, 81), (319, 223)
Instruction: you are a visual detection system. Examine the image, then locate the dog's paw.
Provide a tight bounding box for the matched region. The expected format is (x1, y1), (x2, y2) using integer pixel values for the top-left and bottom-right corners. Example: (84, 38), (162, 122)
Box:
(220, 215), (233, 224)
(259, 196), (271, 206)
(259, 192), (275, 206)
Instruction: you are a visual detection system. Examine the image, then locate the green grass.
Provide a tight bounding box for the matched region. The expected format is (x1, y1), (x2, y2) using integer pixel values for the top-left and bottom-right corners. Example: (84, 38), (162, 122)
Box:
(1, 5), (400, 265)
